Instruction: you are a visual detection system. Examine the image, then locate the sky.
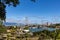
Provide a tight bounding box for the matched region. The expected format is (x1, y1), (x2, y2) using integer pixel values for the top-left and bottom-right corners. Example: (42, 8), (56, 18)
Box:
(6, 0), (60, 24)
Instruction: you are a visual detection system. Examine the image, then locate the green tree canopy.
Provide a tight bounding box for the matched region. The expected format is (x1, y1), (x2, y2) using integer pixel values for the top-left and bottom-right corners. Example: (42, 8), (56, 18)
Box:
(0, 0), (35, 21)
(0, 0), (19, 21)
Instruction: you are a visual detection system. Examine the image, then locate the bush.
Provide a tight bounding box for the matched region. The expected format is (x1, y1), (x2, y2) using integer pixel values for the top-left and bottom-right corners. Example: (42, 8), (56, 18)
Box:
(0, 25), (7, 33)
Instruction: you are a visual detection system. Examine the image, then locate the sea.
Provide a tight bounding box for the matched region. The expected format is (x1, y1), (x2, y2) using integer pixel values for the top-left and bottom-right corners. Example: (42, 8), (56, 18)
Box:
(29, 27), (59, 32)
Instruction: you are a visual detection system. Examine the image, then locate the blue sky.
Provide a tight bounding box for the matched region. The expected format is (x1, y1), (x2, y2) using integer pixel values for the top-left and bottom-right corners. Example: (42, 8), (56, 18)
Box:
(6, 0), (60, 24)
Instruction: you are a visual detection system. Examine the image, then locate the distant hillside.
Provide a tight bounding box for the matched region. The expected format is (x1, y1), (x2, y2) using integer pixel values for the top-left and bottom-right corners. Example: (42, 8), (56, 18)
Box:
(53, 23), (60, 26)
(3, 22), (25, 26)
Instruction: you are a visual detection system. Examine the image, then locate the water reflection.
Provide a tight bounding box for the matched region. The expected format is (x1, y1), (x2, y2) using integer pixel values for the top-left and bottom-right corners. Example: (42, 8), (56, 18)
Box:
(29, 27), (59, 32)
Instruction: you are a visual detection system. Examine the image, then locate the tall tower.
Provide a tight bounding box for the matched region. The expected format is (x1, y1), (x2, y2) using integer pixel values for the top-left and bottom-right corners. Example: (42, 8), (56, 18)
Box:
(25, 17), (29, 25)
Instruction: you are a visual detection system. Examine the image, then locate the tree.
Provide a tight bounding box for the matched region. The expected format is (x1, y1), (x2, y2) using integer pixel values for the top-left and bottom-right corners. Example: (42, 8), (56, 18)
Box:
(0, 0), (19, 24)
(0, 0), (35, 25)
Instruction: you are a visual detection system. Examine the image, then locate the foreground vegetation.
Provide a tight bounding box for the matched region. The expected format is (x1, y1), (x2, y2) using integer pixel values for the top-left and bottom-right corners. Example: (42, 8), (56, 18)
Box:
(33, 29), (60, 40)
(0, 25), (60, 40)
